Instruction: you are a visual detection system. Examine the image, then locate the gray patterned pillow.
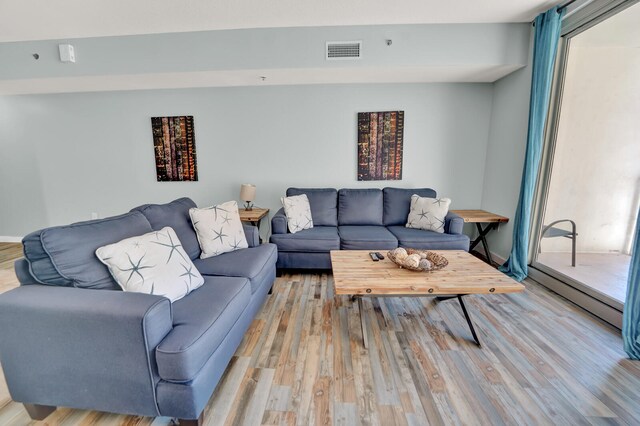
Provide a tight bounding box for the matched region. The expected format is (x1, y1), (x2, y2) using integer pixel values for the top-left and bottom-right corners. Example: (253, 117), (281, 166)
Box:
(96, 227), (204, 302)
(189, 200), (248, 259)
(281, 194), (313, 234)
(406, 195), (451, 234)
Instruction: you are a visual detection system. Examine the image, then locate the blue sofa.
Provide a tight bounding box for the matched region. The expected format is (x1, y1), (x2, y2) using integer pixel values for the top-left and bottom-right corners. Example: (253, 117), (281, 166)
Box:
(0, 197), (277, 425)
(270, 187), (469, 270)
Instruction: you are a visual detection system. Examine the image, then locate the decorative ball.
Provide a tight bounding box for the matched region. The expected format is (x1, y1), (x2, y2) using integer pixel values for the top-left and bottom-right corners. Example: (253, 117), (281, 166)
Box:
(405, 254), (421, 268)
(419, 259), (432, 270)
(396, 252), (408, 261)
(392, 247), (407, 257)
(419, 252), (428, 259)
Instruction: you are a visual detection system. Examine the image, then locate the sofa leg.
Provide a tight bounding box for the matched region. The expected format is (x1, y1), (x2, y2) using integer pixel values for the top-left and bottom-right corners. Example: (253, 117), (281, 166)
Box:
(23, 403), (56, 420)
(177, 413), (203, 426)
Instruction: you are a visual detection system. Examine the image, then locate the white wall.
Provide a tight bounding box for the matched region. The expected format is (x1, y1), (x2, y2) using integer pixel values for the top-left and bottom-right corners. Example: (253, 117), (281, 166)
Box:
(542, 45), (640, 254)
(0, 83), (493, 238)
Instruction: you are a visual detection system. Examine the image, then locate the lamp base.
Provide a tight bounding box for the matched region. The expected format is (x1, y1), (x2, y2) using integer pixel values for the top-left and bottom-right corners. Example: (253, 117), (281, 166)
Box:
(244, 201), (253, 211)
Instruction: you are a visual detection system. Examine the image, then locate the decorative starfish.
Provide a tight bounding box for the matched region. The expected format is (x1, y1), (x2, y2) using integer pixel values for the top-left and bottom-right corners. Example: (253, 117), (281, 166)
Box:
(212, 227), (228, 244)
(407, 220), (415, 228)
(208, 205), (228, 220)
(221, 213), (232, 224)
(417, 209), (429, 220)
(117, 253), (154, 284)
(153, 231), (165, 240)
(290, 219), (299, 231)
(179, 263), (198, 286)
(230, 237), (242, 250)
(433, 198), (445, 206)
(305, 215), (313, 228)
(152, 232), (186, 263)
(434, 217), (445, 230)
(133, 241), (141, 249)
(426, 218), (438, 229)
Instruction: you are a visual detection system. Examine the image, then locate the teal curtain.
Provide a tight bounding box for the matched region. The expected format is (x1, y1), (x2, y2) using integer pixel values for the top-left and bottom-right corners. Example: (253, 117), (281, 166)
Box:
(500, 6), (565, 281)
(623, 208), (640, 359)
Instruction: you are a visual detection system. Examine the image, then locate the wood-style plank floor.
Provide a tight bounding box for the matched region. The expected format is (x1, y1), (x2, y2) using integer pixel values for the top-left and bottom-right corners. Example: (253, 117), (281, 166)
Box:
(1, 243), (640, 425)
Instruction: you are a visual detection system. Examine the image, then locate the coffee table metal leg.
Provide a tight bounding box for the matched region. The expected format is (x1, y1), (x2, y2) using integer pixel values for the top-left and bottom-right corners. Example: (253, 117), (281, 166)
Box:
(358, 297), (369, 349)
(457, 295), (481, 347)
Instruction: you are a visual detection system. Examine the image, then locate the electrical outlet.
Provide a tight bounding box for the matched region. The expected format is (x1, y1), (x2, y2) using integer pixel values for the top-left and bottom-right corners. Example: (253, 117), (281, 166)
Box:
(91, 212), (98, 220)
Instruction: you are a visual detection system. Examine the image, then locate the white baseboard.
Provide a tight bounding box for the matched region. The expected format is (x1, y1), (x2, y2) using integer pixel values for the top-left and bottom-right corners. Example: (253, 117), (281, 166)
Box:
(0, 236), (22, 243)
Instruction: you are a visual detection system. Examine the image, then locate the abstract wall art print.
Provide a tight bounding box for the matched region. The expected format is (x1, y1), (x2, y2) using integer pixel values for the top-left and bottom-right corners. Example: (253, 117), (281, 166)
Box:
(151, 116), (198, 181)
(357, 111), (404, 181)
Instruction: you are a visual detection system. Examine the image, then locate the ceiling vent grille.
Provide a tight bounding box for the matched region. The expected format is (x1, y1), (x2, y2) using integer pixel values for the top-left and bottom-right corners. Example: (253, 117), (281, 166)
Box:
(326, 41), (362, 60)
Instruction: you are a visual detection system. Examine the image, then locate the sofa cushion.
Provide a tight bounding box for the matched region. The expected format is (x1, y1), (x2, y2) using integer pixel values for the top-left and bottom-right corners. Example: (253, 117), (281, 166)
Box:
(193, 243), (277, 294)
(281, 194), (313, 233)
(189, 201), (248, 259)
(156, 276), (251, 383)
(269, 227), (340, 253)
(383, 187), (437, 226)
(406, 195), (451, 233)
(96, 227), (205, 302)
(131, 198), (201, 260)
(27, 212), (153, 290)
(338, 189), (383, 226)
(22, 231), (73, 287)
(338, 226), (398, 250)
(286, 188), (338, 227)
(387, 226), (470, 251)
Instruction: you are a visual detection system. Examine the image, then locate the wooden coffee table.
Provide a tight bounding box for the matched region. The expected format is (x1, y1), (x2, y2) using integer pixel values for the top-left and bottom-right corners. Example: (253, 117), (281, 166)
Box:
(330, 250), (524, 348)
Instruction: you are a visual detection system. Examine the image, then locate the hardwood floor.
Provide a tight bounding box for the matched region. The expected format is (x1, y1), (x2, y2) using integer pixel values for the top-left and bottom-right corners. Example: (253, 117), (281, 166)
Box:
(1, 242), (640, 425)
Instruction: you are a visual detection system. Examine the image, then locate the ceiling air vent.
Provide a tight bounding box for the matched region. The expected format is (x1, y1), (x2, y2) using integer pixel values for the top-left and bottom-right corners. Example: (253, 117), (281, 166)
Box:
(326, 41), (362, 60)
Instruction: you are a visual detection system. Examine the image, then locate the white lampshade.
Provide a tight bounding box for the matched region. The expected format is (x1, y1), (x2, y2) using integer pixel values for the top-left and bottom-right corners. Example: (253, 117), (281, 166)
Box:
(240, 184), (256, 202)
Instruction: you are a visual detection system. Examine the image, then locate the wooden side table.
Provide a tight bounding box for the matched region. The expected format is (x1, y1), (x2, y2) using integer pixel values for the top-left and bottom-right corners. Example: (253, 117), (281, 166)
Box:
(450, 209), (509, 266)
(238, 208), (269, 243)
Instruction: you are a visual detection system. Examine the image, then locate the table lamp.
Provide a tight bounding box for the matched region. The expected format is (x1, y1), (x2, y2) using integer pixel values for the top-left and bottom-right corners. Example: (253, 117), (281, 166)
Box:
(240, 184), (256, 211)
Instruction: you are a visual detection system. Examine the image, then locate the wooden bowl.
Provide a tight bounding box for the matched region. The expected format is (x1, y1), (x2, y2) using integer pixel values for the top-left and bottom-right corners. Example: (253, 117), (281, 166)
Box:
(387, 248), (448, 272)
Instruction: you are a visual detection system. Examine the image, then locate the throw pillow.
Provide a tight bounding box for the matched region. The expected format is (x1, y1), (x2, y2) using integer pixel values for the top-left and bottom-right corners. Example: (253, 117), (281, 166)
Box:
(281, 194), (313, 233)
(95, 227), (204, 302)
(189, 200), (248, 259)
(406, 195), (452, 234)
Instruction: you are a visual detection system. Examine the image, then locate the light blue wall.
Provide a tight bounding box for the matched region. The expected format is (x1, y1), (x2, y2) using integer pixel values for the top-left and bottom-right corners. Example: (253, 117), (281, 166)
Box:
(0, 83), (494, 238)
(481, 30), (534, 259)
(0, 24), (530, 80)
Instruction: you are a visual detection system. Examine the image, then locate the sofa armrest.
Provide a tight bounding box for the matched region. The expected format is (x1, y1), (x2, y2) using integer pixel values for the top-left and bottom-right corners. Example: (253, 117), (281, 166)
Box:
(14, 258), (39, 285)
(242, 223), (259, 247)
(271, 207), (288, 235)
(445, 211), (464, 235)
(0, 285), (172, 417)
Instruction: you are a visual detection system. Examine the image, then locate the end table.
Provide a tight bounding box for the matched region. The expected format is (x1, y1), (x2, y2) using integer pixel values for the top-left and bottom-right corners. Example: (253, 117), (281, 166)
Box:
(238, 208), (269, 243)
(450, 209), (509, 266)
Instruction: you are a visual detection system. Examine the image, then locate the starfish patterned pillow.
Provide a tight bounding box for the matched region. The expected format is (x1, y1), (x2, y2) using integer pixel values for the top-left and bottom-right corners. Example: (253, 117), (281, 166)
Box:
(406, 195), (451, 234)
(95, 227), (204, 302)
(189, 200), (248, 259)
(281, 194), (313, 234)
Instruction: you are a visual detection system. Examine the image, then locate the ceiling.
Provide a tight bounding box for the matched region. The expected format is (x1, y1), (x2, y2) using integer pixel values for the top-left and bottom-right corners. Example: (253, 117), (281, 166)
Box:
(0, 0), (559, 42)
(572, 2), (640, 48)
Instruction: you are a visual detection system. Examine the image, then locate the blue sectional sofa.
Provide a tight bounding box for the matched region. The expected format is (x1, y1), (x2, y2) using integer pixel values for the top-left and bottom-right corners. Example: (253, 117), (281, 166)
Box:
(0, 197), (277, 425)
(270, 187), (469, 270)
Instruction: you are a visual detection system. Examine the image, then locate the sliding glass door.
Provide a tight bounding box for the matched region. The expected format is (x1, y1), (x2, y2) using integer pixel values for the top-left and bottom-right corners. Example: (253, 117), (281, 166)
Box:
(530, 0), (640, 318)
